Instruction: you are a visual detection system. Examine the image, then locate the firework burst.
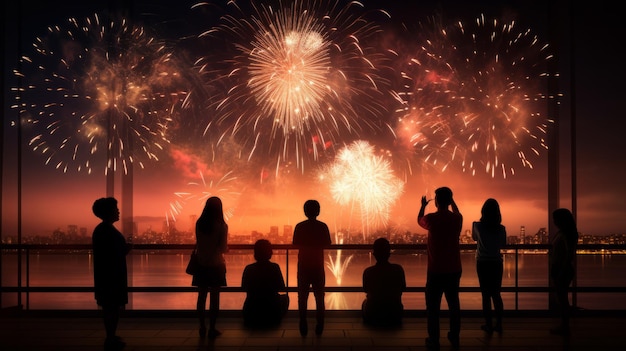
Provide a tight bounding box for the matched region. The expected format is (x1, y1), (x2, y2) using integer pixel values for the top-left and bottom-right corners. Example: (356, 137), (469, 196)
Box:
(319, 140), (404, 239)
(395, 14), (556, 178)
(13, 13), (193, 174)
(195, 0), (392, 172)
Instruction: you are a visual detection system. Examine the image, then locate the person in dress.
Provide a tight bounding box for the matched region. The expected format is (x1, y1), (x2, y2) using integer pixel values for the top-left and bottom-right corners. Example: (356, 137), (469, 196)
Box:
(472, 198), (507, 334)
(92, 197), (130, 349)
(193, 196), (228, 339)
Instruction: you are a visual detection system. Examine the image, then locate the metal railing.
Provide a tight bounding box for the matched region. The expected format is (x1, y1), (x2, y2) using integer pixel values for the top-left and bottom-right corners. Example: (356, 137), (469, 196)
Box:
(2, 243), (626, 312)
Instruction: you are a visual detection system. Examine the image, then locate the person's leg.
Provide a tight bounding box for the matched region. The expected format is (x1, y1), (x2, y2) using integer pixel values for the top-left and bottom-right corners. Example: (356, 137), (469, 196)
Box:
(553, 278), (571, 333)
(476, 261), (492, 331)
(297, 273), (310, 336)
(102, 305), (119, 339)
(312, 270), (326, 335)
(313, 287), (325, 335)
(425, 273), (443, 343)
(102, 304), (126, 349)
(444, 272), (461, 348)
(197, 287), (208, 336)
(493, 262), (504, 332)
(280, 294), (290, 319)
(207, 286), (221, 337)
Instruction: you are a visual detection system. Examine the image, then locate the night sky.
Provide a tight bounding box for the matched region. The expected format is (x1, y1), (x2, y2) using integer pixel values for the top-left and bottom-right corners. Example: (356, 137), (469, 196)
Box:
(2, 0), (625, 239)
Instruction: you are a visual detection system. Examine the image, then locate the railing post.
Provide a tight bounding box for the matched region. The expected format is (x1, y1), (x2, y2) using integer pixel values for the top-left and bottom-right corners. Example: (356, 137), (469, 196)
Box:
(514, 247), (519, 310)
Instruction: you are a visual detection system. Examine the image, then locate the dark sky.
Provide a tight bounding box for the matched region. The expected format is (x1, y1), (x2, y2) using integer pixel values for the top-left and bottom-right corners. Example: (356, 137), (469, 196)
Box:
(2, 0), (625, 237)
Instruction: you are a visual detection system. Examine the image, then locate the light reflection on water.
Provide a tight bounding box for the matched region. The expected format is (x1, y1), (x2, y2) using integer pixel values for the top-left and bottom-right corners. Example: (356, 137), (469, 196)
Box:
(2, 250), (625, 310)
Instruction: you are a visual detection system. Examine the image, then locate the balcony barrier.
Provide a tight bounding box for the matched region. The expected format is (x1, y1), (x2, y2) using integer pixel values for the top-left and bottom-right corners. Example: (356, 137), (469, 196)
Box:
(2, 243), (626, 312)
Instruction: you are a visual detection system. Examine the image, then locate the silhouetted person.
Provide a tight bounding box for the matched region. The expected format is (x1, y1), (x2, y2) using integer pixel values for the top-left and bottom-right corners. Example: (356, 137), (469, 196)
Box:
(293, 199), (332, 336)
(362, 237), (407, 327)
(92, 197), (130, 350)
(241, 239), (289, 328)
(549, 208), (578, 335)
(418, 187), (462, 351)
(472, 198), (506, 334)
(193, 196), (228, 339)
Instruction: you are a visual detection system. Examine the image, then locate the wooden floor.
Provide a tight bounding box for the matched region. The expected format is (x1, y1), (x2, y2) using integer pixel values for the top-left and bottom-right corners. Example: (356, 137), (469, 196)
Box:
(1, 310), (624, 351)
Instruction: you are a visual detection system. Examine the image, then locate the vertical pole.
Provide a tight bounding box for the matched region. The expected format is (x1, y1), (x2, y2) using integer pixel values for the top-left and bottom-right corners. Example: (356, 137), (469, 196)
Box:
(568, 0), (578, 309)
(15, 0), (24, 311)
(546, 0), (562, 311)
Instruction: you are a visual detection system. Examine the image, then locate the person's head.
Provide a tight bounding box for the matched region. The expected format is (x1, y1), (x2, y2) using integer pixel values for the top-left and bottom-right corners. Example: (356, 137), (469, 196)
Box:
(553, 208), (577, 236)
(480, 198), (502, 225)
(303, 199), (320, 219)
(434, 187), (453, 208)
(200, 196), (225, 222)
(92, 197), (119, 223)
(372, 237), (391, 262)
(253, 239), (273, 262)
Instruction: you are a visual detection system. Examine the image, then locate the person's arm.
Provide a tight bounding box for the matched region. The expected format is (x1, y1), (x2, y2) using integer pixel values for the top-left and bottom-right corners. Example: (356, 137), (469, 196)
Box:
(399, 266), (407, 291)
(324, 224), (332, 246)
(241, 266), (249, 291)
(472, 222), (479, 241)
(220, 224), (229, 253)
(417, 196), (430, 227)
(450, 198), (460, 214)
(274, 264), (286, 290)
(292, 224), (300, 246)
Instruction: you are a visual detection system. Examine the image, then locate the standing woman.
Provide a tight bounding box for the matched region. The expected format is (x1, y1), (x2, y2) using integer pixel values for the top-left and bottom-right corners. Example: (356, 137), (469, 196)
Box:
(549, 208), (578, 335)
(193, 196), (228, 339)
(472, 198), (506, 334)
(92, 197), (130, 349)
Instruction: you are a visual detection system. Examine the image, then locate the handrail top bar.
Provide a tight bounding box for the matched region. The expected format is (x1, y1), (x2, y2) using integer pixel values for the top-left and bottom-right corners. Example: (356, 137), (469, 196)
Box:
(2, 243), (625, 250)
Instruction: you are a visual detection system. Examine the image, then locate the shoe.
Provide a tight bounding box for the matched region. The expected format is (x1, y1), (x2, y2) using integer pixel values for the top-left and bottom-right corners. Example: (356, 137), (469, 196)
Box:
(207, 328), (222, 339)
(315, 323), (324, 336)
(493, 324), (503, 334)
(550, 325), (570, 335)
(425, 337), (440, 351)
(481, 324), (493, 334)
(104, 336), (126, 349)
(447, 332), (460, 349)
(299, 320), (308, 336)
(199, 326), (206, 338)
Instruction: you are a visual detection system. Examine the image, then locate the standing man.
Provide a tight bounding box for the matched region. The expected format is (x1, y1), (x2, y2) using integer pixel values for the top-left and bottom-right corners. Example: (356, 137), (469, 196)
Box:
(92, 197), (130, 349)
(293, 199), (332, 336)
(417, 187), (463, 350)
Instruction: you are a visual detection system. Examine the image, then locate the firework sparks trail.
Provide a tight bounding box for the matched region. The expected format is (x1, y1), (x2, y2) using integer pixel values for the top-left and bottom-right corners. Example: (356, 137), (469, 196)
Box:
(13, 13), (193, 174)
(194, 0), (392, 173)
(395, 14), (557, 178)
(326, 232), (353, 286)
(320, 140), (404, 240)
(168, 170), (241, 226)
(325, 231), (353, 309)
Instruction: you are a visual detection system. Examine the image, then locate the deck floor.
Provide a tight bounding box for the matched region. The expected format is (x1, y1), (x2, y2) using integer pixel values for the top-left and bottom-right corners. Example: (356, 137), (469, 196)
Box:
(1, 311), (624, 351)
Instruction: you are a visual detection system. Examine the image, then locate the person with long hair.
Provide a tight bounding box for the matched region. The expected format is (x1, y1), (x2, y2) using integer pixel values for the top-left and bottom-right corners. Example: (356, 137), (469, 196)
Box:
(472, 198), (507, 334)
(193, 196), (228, 339)
(549, 208), (579, 335)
